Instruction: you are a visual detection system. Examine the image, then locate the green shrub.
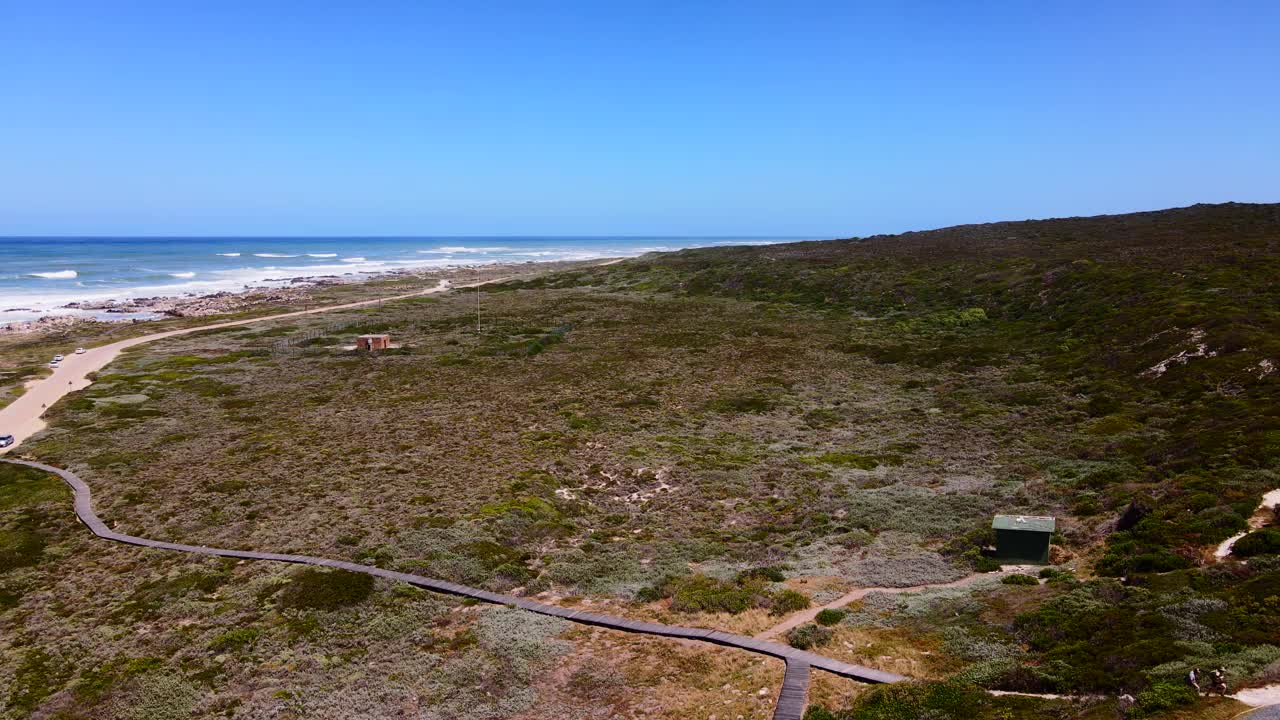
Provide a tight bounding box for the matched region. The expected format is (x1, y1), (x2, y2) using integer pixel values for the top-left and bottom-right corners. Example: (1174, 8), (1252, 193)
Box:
(7, 648), (70, 713)
(277, 569), (375, 611)
(736, 566), (786, 583)
(802, 707), (838, 720)
(177, 377), (238, 398)
(669, 575), (756, 614)
(0, 528), (45, 573)
(209, 628), (259, 652)
(1136, 681), (1196, 713)
(1013, 581), (1186, 691)
(640, 571), (789, 614)
(1001, 573), (1039, 586)
(839, 680), (985, 719)
(815, 608), (848, 626)
(770, 589), (811, 616)
(707, 392), (775, 414)
(0, 465), (66, 510)
(786, 623), (833, 650)
(1232, 528), (1280, 557)
(635, 577), (673, 603)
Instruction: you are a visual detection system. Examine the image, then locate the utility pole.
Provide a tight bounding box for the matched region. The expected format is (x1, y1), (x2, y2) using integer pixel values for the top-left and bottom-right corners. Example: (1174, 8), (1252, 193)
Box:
(475, 268), (482, 335)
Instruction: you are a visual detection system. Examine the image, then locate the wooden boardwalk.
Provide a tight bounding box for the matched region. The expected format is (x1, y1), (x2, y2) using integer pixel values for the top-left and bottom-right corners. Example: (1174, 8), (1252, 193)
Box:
(2, 457), (902, 716)
(773, 660), (811, 720)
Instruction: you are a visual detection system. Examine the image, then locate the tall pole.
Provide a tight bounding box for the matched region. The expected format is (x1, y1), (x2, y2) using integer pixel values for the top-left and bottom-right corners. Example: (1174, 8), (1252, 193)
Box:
(476, 268), (482, 335)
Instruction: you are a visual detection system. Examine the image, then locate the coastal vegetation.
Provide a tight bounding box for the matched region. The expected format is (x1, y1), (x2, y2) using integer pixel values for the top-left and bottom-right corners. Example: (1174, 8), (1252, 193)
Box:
(1, 203), (1278, 718)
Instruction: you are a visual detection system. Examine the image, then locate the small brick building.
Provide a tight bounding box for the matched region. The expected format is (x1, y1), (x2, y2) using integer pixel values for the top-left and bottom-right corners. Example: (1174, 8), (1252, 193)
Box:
(356, 334), (390, 351)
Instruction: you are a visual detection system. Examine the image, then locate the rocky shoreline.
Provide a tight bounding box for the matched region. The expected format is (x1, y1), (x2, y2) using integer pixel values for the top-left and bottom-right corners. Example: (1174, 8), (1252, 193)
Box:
(1, 282), (334, 335)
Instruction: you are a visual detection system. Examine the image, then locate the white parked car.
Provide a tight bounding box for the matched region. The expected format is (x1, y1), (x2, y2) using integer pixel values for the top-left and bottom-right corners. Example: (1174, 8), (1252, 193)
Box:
(75, 347), (86, 354)
(0, 435), (14, 448)
(48, 361), (59, 368)
(53, 355), (64, 362)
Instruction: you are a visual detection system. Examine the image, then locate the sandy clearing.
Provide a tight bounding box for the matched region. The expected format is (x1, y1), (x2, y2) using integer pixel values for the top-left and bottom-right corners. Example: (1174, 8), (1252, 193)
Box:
(0, 279), (457, 453)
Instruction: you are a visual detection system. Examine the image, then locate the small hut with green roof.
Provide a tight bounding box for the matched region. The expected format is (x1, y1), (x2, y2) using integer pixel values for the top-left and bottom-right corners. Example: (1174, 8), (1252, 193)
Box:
(992, 515), (1055, 564)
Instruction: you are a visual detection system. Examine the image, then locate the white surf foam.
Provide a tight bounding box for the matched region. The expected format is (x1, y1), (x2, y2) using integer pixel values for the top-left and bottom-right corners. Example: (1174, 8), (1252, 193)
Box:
(307, 253), (338, 258)
(216, 252), (241, 257)
(27, 270), (78, 279)
(253, 253), (297, 258)
(419, 246), (513, 254)
(341, 257), (366, 262)
(511, 250), (606, 261)
(169, 272), (196, 279)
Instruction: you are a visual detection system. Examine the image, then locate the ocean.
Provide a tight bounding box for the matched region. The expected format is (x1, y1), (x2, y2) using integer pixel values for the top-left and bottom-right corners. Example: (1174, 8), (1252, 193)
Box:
(0, 236), (807, 322)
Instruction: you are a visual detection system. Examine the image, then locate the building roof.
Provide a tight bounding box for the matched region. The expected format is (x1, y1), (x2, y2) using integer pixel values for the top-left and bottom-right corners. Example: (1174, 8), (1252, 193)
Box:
(992, 515), (1056, 533)
(357, 334), (390, 339)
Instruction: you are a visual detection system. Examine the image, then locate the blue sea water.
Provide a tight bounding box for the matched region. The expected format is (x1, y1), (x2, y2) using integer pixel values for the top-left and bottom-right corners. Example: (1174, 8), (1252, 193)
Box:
(0, 236), (805, 322)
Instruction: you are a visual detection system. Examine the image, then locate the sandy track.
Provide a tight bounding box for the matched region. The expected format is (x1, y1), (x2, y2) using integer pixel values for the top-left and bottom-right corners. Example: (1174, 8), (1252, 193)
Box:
(1215, 489), (1280, 559)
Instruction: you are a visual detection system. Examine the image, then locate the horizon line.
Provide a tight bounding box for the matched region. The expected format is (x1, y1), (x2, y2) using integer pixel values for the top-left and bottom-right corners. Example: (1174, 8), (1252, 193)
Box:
(0, 234), (830, 240)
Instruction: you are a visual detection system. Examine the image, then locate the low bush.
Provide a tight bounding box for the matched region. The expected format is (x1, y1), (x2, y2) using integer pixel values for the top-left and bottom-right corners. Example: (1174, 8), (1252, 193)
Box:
(0, 527), (45, 573)
(835, 680), (986, 719)
(1000, 573), (1039, 586)
(0, 464), (65, 510)
(1136, 681), (1196, 713)
(1233, 528), (1280, 557)
(707, 392), (775, 414)
(670, 575), (756, 614)
(208, 628), (259, 652)
(639, 571), (796, 614)
(770, 589), (811, 616)
(277, 568), (375, 611)
(786, 623), (833, 650)
(736, 566), (786, 583)
(815, 608), (848, 626)
(1013, 580), (1195, 691)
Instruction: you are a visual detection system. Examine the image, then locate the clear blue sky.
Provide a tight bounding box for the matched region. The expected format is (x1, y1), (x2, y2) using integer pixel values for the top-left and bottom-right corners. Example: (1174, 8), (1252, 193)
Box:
(2, 1), (1277, 236)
